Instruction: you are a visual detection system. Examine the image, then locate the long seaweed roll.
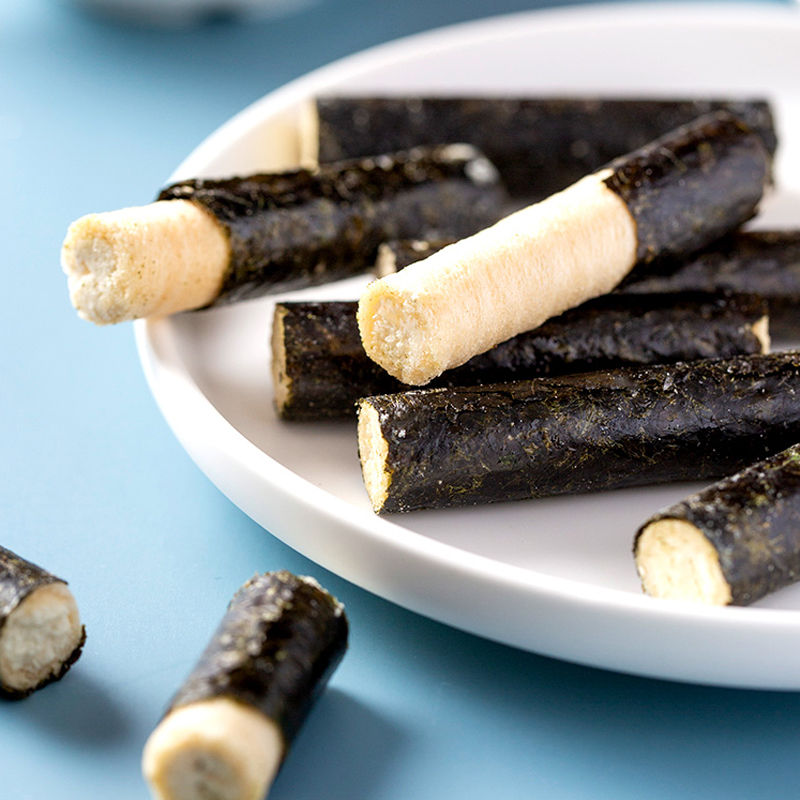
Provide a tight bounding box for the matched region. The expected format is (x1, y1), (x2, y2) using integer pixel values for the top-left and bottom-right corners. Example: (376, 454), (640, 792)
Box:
(142, 571), (348, 800)
(273, 292), (769, 421)
(305, 96), (777, 200)
(635, 443), (800, 606)
(62, 144), (506, 325)
(618, 230), (800, 338)
(358, 111), (772, 385)
(0, 545), (85, 698)
(357, 351), (800, 514)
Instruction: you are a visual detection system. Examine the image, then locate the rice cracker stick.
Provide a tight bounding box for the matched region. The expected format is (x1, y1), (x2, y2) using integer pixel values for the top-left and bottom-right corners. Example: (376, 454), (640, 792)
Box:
(357, 111), (772, 385)
(61, 144), (505, 325)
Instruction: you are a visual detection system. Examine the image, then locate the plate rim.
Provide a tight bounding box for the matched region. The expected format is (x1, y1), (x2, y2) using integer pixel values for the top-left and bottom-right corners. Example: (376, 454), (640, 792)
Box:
(135, 1), (800, 689)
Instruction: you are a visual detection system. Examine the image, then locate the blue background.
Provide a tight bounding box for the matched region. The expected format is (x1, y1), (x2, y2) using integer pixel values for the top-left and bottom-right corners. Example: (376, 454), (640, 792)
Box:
(2, 0), (800, 797)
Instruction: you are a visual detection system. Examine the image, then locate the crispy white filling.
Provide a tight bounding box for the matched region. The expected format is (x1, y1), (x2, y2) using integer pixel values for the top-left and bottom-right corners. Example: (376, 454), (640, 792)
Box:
(0, 582), (82, 692)
(752, 314), (771, 353)
(636, 518), (733, 605)
(142, 697), (283, 800)
(270, 306), (291, 415)
(357, 169), (638, 385)
(61, 199), (230, 325)
(297, 97), (321, 169)
(357, 402), (391, 513)
(373, 242), (398, 278)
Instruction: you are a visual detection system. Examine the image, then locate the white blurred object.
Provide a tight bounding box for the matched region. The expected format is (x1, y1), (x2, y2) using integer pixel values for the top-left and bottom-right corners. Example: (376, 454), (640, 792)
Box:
(58, 0), (318, 26)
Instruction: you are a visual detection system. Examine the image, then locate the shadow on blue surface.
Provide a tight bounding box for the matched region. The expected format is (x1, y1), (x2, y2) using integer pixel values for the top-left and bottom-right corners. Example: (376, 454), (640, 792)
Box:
(7, 669), (133, 748)
(274, 687), (409, 800)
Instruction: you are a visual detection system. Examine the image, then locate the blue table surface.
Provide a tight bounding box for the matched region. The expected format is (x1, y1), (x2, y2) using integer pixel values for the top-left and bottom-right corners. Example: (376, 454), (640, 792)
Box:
(3, 0), (800, 797)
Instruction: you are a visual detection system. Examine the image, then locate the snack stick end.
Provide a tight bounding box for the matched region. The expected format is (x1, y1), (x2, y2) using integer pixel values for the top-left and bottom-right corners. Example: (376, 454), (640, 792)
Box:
(142, 697), (283, 800)
(61, 199), (229, 325)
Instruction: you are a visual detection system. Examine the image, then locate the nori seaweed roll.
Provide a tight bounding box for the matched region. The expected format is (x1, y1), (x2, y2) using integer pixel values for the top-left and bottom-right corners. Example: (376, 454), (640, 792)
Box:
(357, 351), (800, 514)
(358, 111), (772, 385)
(618, 230), (800, 338)
(273, 292), (769, 421)
(0, 545), (85, 698)
(62, 144), (506, 325)
(305, 96), (777, 200)
(142, 571), (348, 800)
(635, 443), (800, 606)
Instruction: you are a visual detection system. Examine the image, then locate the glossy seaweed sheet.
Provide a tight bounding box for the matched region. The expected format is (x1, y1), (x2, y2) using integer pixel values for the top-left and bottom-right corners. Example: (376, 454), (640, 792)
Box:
(636, 444), (800, 606)
(0, 546), (85, 698)
(618, 231), (800, 338)
(157, 144), (506, 305)
(274, 293), (767, 421)
(313, 96), (777, 200)
(167, 572), (348, 751)
(359, 351), (800, 513)
(603, 111), (771, 264)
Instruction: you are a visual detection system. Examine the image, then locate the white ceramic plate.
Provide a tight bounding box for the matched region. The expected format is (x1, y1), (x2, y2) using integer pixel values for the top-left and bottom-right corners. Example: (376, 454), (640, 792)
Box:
(136, 2), (800, 690)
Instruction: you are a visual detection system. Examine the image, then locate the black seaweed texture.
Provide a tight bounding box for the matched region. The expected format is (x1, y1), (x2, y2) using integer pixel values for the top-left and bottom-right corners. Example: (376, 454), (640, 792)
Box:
(360, 351), (800, 513)
(158, 145), (506, 305)
(0, 545), (60, 631)
(169, 572), (348, 750)
(636, 444), (800, 605)
(315, 96), (776, 200)
(276, 293), (766, 420)
(618, 230), (800, 337)
(604, 112), (771, 264)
